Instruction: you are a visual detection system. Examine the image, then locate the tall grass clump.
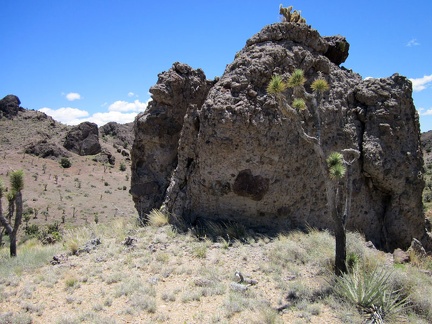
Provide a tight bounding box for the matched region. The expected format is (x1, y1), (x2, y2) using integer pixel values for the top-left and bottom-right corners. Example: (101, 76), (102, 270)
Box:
(147, 209), (169, 227)
(0, 238), (63, 279)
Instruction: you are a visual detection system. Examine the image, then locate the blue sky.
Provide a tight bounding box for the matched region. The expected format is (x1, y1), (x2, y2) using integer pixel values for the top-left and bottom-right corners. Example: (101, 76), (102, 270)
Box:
(1, 1), (432, 131)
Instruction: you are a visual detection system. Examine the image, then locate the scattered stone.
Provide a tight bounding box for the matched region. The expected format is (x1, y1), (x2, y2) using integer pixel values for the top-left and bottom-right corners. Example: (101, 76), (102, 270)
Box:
(51, 253), (69, 265)
(122, 236), (137, 246)
(75, 238), (101, 255)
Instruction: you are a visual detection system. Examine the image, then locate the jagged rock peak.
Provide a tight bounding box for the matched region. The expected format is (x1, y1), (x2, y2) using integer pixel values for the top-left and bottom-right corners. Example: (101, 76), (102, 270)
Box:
(245, 22), (349, 65)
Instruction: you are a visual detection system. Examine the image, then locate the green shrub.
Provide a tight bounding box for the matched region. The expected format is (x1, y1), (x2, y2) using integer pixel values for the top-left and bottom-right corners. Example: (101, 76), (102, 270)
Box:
(119, 162), (127, 172)
(60, 157), (72, 168)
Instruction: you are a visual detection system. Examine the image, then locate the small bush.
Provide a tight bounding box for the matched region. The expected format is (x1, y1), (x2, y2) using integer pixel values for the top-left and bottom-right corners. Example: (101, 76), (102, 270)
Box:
(60, 157), (72, 168)
(119, 162), (127, 172)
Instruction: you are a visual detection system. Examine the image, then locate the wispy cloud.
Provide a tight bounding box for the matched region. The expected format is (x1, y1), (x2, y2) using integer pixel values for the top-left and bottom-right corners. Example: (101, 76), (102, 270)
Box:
(127, 92), (138, 97)
(38, 98), (150, 126)
(418, 107), (432, 116)
(65, 92), (81, 101)
(406, 38), (420, 47)
(410, 74), (432, 92)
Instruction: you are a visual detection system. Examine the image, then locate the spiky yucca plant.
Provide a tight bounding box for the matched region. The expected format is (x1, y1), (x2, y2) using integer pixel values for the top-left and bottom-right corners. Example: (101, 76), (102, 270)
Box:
(292, 98), (306, 110)
(333, 265), (408, 322)
(311, 78), (330, 93)
(10, 170), (24, 192)
(327, 152), (346, 180)
(267, 74), (287, 95)
(287, 69), (306, 88)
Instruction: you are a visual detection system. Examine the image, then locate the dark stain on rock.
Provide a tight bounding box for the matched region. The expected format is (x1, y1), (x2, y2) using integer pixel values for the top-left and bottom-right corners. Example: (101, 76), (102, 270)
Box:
(233, 169), (269, 201)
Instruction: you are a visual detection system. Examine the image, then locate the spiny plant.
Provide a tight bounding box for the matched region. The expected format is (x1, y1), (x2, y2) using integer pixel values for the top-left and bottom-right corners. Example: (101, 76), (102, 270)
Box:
(311, 78), (330, 93)
(327, 152), (346, 180)
(267, 74), (287, 95)
(287, 69), (306, 88)
(292, 98), (306, 110)
(333, 264), (408, 322)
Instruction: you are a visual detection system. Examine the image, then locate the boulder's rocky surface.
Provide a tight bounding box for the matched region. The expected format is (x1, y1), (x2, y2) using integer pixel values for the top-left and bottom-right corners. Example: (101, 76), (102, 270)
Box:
(25, 139), (71, 159)
(0, 95), (23, 119)
(131, 22), (431, 252)
(92, 148), (115, 165)
(130, 62), (214, 217)
(64, 122), (101, 156)
(99, 121), (134, 149)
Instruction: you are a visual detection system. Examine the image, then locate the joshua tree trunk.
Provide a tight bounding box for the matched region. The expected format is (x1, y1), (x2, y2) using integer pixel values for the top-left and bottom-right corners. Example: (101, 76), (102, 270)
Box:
(279, 99), (348, 275)
(10, 191), (23, 257)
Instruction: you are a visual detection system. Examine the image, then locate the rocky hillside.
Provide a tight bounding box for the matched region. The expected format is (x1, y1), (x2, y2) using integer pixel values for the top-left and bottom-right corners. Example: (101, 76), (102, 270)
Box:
(131, 22), (431, 252)
(0, 95), (135, 236)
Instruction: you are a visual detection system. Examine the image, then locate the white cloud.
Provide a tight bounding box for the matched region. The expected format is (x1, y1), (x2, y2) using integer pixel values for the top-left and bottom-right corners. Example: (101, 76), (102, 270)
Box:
(406, 38), (420, 47)
(39, 107), (89, 124)
(38, 98), (151, 127)
(65, 92), (81, 101)
(410, 74), (432, 92)
(108, 99), (150, 113)
(127, 92), (135, 97)
(418, 107), (432, 116)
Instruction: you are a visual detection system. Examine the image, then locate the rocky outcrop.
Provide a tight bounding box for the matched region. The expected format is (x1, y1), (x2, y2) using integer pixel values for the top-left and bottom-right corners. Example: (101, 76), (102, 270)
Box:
(131, 22), (431, 252)
(25, 140), (71, 159)
(0, 95), (23, 119)
(130, 62), (214, 218)
(63, 122), (101, 156)
(99, 121), (134, 149)
(92, 148), (115, 165)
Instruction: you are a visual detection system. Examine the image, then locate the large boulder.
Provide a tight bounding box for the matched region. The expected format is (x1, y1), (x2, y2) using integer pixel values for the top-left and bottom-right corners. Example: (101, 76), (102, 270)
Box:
(63, 121), (101, 156)
(132, 22), (431, 252)
(99, 121), (134, 149)
(0, 95), (22, 119)
(130, 62), (214, 218)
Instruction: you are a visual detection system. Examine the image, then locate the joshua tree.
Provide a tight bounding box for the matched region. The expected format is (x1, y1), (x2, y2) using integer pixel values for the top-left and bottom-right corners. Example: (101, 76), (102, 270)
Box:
(0, 170), (24, 257)
(267, 71), (359, 275)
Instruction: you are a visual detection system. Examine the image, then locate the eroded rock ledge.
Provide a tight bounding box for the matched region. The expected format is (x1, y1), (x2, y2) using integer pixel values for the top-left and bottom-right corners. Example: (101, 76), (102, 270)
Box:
(131, 22), (431, 252)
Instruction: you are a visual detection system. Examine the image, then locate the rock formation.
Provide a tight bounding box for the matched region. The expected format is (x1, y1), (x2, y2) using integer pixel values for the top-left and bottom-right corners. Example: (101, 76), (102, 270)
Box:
(25, 139), (71, 160)
(131, 62), (214, 217)
(131, 22), (431, 252)
(99, 121), (134, 149)
(64, 121), (101, 156)
(0, 95), (23, 119)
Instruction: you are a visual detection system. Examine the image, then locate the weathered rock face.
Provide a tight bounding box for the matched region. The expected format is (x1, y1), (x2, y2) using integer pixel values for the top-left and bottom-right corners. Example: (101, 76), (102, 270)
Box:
(130, 62), (214, 218)
(132, 23), (431, 251)
(0, 95), (22, 119)
(64, 122), (102, 156)
(25, 140), (71, 159)
(99, 121), (134, 149)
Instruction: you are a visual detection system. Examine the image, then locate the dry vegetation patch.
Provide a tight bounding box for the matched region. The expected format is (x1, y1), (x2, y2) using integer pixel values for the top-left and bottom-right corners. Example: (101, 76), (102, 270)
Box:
(1, 217), (432, 323)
